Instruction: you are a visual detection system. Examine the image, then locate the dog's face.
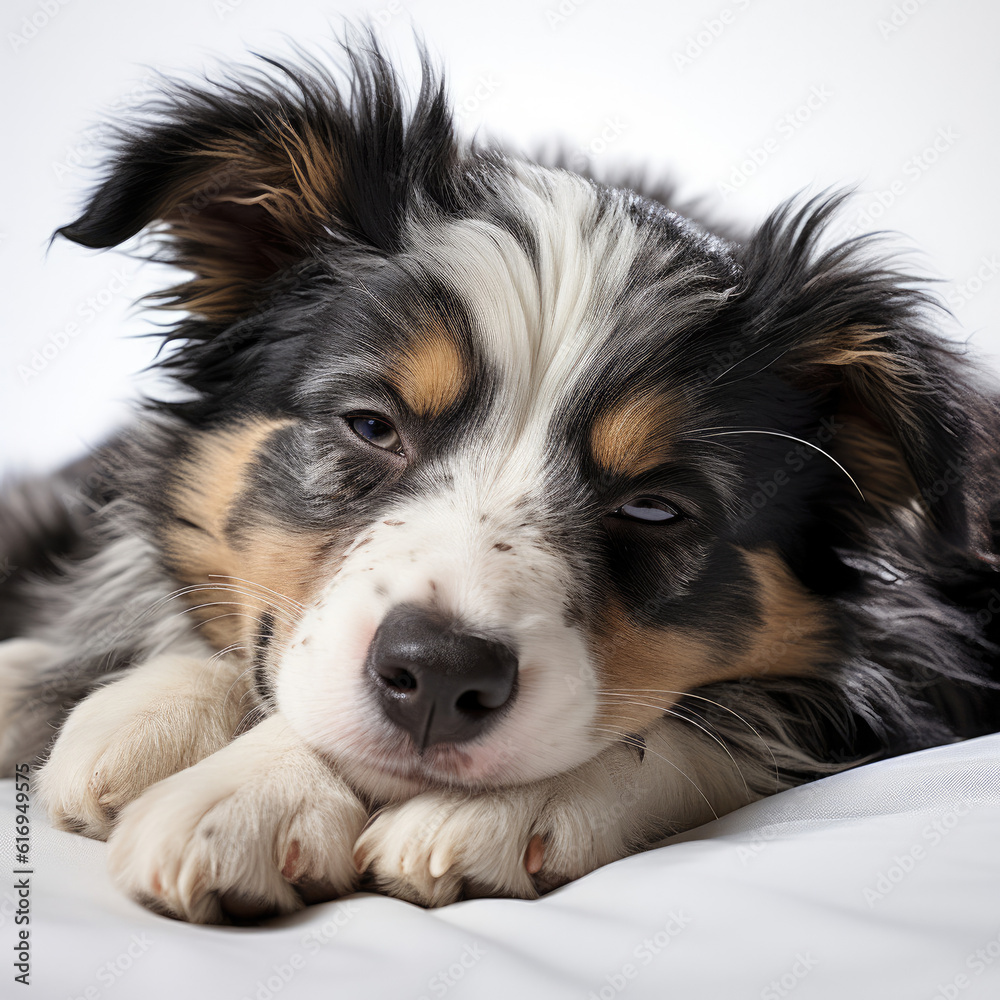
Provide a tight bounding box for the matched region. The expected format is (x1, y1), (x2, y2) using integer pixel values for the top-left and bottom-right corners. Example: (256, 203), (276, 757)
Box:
(61, 50), (973, 799)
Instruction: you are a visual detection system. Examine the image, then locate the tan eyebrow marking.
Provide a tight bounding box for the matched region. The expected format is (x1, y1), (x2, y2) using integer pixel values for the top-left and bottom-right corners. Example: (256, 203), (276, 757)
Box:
(389, 323), (466, 418)
(589, 390), (681, 477)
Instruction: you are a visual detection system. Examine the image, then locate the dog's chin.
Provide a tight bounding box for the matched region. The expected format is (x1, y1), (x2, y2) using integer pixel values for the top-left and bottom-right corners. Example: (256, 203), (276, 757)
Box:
(319, 731), (530, 803)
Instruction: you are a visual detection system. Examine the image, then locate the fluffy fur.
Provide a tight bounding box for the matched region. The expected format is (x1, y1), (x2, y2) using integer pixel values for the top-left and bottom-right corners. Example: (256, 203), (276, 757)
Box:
(2, 34), (999, 923)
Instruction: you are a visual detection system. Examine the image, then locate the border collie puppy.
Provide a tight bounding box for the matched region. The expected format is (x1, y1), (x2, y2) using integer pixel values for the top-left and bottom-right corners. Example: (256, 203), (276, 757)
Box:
(1, 37), (998, 924)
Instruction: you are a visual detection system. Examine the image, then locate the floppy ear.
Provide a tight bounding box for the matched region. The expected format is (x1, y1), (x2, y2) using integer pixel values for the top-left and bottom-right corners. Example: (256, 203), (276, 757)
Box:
(735, 195), (994, 549)
(56, 45), (456, 323)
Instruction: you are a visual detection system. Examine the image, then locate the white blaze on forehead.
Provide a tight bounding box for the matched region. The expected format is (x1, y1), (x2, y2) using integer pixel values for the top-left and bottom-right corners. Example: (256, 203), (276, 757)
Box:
(410, 165), (648, 434)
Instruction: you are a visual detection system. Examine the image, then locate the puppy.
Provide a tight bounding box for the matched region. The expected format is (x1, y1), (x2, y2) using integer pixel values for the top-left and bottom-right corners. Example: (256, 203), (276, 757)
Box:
(1, 37), (998, 924)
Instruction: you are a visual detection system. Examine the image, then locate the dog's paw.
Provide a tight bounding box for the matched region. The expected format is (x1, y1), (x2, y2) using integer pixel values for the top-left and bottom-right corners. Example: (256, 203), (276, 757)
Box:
(353, 783), (623, 906)
(107, 716), (368, 924)
(36, 656), (242, 840)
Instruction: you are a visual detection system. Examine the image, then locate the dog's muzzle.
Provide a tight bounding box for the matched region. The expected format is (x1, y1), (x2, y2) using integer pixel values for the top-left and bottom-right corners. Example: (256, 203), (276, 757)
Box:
(365, 604), (518, 750)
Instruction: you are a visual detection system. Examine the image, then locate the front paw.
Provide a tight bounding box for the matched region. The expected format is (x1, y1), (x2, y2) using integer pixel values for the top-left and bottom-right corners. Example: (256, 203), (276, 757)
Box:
(353, 784), (619, 906)
(107, 717), (368, 924)
(36, 652), (247, 840)
(37, 692), (178, 840)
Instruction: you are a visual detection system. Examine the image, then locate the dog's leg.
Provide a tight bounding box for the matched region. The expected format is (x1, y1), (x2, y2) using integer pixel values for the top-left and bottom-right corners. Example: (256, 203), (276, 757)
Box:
(107, 713), (368, 924)
(35, 644), (252, 840)
(354, 717), (754, 905)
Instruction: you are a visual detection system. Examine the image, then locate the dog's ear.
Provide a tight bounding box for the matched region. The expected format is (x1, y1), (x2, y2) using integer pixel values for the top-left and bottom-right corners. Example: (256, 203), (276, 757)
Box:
(735, 195), (993, 548)
(56, 46), (455, 322)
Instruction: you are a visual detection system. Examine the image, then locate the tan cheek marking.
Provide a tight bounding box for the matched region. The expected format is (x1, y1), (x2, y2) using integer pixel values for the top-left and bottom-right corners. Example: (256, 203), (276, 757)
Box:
(594, 547), (836, 734)
(170, 420), (290, 538)
(594, 605), (718, 735)
(163, 419), (342, 650)
(738, 548), (837, 679)
(589, 391), (681, 478)
(390, 327), (465, 419)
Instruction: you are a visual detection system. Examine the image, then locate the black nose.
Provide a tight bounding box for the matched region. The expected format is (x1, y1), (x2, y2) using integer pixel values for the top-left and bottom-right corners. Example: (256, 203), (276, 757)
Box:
(366, 605), (518, 750)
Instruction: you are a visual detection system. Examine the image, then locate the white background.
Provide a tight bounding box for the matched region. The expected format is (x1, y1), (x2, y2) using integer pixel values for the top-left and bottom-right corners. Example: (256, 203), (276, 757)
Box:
(2, 0), (998, 473)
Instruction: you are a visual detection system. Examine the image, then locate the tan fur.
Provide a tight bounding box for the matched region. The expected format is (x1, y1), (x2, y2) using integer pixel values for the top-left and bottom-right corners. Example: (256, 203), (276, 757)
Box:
(595, 547), (834, 734)
(830, 416), (928, 518)
(739, 549), (836, 677)
(164, 419), (336, 650)
(151, 123), (342, 320)
(790, 324), (926, 445)
(589, 390), (681, 477)
(390, 328), (466, 418)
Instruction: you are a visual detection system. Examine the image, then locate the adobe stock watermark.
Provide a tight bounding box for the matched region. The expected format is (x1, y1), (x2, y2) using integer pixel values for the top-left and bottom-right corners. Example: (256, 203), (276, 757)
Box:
(239, 901), (360, 1000)
(453, 75), (501, 127)
(416, 942), (486, 1000)
(214, 0), (249, 18)
(570, 117), (628, 171)
(736, 822), (780, 865)
(877, 0), (932, 40)
(17, 267), (135, 384)
(919, 456), (968, 509)
(717, 86), (832, 198)
(975, 589), (1000, 630)
(932, 927), (1000, 1000)
(944, 255), (1000, 313)
(737, 415), (845, 521)
(545, 0), (589, 29)
(863, 799), (972, 907)
(760, 952), (819, 999)
(840, 126), (958, 239)
(673, 0), (754, 72)
(8, 0), (74, 55)
(587, 911), (693, 1000)
(68, 934), (153, 1000)
(53, 76), (160, 182)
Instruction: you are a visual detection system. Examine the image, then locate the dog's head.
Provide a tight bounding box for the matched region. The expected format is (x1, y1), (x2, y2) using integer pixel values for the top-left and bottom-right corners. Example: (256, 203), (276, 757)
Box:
(60, 42), (986, 799)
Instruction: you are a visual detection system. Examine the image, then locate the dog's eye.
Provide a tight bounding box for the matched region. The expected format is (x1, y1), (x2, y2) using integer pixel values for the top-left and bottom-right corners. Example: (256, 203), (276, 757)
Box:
(346, 414), (404, 454)
(613, 497), (681, 524)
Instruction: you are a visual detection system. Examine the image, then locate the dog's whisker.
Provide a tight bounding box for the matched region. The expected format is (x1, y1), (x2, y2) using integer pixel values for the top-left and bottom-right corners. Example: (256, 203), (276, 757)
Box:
(589, 725), (720, 821)
(172, 594), (296, 630)
(225, 664), (263, 714)
(144, 583), (301, 624)
(705, 344), (793, 388)
(602, 688), (780, 789)
(206, 642), (248, 668)
(599, 698), (752, 802)
(685, 428), (865, 501)
(233, 703), (270, 738)
(155, 601), (295, 636)
(207, 574), (304, 610)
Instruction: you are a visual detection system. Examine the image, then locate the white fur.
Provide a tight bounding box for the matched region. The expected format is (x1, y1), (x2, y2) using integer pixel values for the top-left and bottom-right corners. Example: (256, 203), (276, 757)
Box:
(107, 713), (367, 923)
(98, 712), (747, 920)
(339, 715), (747, 906)
(277, 467), (598, 795)
(36, 643), (248, 839)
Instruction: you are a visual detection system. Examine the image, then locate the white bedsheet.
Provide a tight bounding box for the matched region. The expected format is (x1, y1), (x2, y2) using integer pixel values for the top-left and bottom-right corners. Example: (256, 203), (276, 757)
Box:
(2, 733), (998, 1000)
